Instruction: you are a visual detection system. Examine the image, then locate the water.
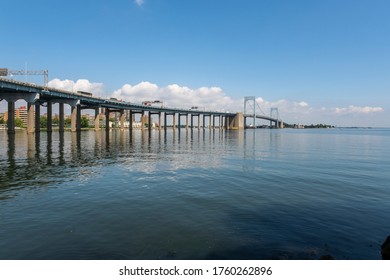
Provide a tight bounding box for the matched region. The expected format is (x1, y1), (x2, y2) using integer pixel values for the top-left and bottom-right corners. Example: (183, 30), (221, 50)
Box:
(0, 128), (389, 260)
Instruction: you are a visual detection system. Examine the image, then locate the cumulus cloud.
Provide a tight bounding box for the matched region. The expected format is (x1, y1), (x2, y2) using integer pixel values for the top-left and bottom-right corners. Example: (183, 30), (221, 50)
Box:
(112, 81), (158, 101)
(40, 78), (389, 126)
(45, 79), (317, 121)
(251, 97), (312, 116)
(48, 78), (105, 97)
(334, 105), (384, 115)
(112, 82), (237, 112)
(134, 0), (144, 6)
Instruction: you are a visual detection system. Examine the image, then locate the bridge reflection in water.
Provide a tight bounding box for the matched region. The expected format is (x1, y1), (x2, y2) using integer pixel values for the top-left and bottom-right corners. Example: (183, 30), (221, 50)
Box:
(2, 128), (274, 193)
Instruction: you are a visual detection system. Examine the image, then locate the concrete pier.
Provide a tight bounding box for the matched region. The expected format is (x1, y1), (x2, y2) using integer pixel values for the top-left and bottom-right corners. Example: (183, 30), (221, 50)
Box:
(228, 113), (244, 129)
(76, 105), (81, 132)
(164, 112), (167, 131)
(148, 113), (152, 134)
(35, 103), (41, 133)
(120, 109), (125, 130)
(7, 101), (15, 134)
(105, 109), (110, 131)
(59, 103), (64, 132)
(27, 102), (35, 134)
(158, 112), (162, 131)
(141, 111), (145, 132)
(94, 108), (100, 131)
(47, 101), (52, 132)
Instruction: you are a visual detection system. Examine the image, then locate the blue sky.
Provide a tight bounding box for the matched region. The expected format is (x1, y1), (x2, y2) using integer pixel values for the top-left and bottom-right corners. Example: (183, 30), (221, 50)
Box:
(1, 0), (389, 126)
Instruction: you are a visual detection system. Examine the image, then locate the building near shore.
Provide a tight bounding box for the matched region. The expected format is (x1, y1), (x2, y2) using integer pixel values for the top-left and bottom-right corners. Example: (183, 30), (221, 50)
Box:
(3, 106), (28, 126)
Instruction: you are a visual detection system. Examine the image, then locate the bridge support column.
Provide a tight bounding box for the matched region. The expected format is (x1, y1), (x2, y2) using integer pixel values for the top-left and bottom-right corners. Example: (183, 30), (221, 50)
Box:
(228, 113), (244, 130)
(198, 114), (200, 130)
(186, 114), (189, 130)
(120, 109), (125, 130)
(94, 108), (100, 131)
(148, 112), (152, 134)
(105, 108), (110, 131)
(190, 114), (194, 129)
(209, 115), (212, 129)
(225, 116), (229, 129)
(59, 103), (64, 132)
(27, 102), (35, 134)
(76, 105), (81, 132)
(158, 112), (162, 131)
(203, 115), (206, 129)
(7, 101), (15, 134)
(47, 102), (52, 132)
(70, 105), (81, 132)
(71, 106), (76, 132)
(172, 113), (176, 130)
(141, 111), (145, 132)
(129, 110), (133, 135)
(164, 113), (167, 132)
(35, 103), (41, 133)
(178, 114), (181, 129)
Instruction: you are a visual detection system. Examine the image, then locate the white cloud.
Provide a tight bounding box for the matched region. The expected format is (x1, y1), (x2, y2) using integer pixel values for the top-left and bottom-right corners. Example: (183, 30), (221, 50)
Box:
(42, 79), (327, 124)
(334, 105), (384, 115)
(134, 0), (144, 6)
(35, 78), (387, 127)
(112, 82), (237, 112)
(251, 98), (313, 116)
(112, 81), (159, 101)
(48, 78), (105, 97)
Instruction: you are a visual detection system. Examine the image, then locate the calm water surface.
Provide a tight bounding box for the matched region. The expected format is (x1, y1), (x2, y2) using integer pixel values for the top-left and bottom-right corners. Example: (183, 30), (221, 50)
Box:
(0, 128), (389, 259)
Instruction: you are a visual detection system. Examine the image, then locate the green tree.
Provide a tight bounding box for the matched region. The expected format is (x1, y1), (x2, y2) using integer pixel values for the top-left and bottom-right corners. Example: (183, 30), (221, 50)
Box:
(52, 115), (59, 125)
(0, 116), (4, 124)
(64, 117), (71, 128)
(40, 116), (47, 128)
(15, 118), (24, 128)
(81, 116), (90, 128)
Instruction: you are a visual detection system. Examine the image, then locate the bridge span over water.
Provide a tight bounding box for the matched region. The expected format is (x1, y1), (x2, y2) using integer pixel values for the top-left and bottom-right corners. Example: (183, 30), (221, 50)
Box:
(0, 78), (283, 134)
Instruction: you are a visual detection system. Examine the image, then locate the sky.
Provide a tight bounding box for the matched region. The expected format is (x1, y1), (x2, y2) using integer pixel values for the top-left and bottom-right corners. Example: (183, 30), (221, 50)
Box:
(1, 0), (389, 126)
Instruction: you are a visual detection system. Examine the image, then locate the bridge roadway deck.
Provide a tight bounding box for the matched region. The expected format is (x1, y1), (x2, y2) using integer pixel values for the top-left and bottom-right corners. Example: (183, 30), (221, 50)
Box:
(0, 78), (235, 116)
(0, 78), (282, 132)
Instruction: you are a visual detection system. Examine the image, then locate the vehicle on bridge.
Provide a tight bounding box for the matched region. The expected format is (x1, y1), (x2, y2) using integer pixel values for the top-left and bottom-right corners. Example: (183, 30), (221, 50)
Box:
(77, 91), (93, 96)
(143, 100), (163, 107)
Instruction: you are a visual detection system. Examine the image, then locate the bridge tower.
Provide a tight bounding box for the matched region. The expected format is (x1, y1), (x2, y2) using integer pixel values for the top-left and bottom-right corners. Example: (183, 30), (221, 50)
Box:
(244, 96), (256, 128)
(270, 107), (279, 128)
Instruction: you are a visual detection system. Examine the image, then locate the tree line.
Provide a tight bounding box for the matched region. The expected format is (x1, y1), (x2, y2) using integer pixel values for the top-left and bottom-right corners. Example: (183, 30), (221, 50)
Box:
(0, 115), (91, 129)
